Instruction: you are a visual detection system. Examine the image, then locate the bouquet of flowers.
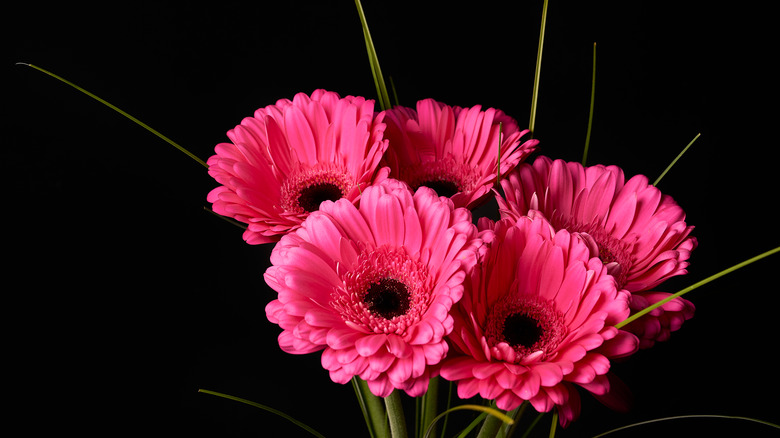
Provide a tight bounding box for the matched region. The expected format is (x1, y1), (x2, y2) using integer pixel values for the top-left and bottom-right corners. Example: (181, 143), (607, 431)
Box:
(11, 1), (779, 437)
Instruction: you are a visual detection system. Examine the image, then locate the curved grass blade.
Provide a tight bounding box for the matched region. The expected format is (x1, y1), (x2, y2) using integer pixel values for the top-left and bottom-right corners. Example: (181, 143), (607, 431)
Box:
(198, 389), (327, 438)
(590, 414), (780, 438)
(616, 245), (780, 329)
(528, 0), (549, 137)
(17, 63), (208, 168)
(424, 404), (514, 438)
(653, 132), (701, 186)
(582, 42), (597, 166)
(354, 0), (392, 111)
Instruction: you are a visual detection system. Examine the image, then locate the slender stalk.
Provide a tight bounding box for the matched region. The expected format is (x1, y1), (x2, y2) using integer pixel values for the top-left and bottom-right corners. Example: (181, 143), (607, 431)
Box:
(419, 377), (439, 438)
(355, 0), (392, 111)
(438, 380), (455, 438)
(653, 132), (701, 186)
(582, 42), (597, 166)
(385, 390), (409, 438)
(198, 389), (327, 438)
(16, 63), (208, 168)
(616, 245), (780, 329)
(501, 402), (529, 438)
(548, 411), (558, 438)
(519, 412), (547, 438)
(353, 378), (391, 438)
(456, 413), (488, 438)
(528, 0), (549, 137)
(476, 412), (504, 438)
(425, 405), (514, 438)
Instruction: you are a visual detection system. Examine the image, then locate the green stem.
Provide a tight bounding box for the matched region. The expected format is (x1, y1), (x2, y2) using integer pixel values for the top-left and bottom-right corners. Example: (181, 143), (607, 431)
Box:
(528, 0), (549, 137)
(616, 245), (780, 329)
(198, 389), (327, 438)
(653, 132), (701, 186)
(17, 63), (208, 168)
(419, 377), (439, 438)
(385, 390), (409, 438)
(502, 402), (529, 438)
(476, 411), (504, 438)
(582, 42), (597, 166)
(353, 378), (391, 438)
(548, 411), (558, 438)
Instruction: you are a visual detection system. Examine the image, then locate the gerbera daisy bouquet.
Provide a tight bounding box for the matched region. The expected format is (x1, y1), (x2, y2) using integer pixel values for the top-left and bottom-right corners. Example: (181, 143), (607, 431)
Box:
(11, 1), (780, 437)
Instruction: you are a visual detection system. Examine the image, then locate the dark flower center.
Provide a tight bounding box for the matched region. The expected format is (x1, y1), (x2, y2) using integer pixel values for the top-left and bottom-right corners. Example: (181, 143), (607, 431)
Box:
(298, 183), (343, 213)
(502, 313), (544, 349)
(418, 179), (460, 198)
(364, 278), (410, 319)
(598, 243), (617, 264)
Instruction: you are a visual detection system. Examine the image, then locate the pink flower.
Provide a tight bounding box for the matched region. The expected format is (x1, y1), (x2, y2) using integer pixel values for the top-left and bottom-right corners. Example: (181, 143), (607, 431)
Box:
(206, 89), (390, 244)
(497, 156), (697, 346)
(440, 216), (639, 426)
(381, 98), (538, 210)
(263, 179), (489, 397)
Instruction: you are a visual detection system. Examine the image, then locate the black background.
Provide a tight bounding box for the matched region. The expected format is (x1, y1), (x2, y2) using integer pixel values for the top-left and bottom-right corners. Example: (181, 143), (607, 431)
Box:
(6, 1), (779, 437)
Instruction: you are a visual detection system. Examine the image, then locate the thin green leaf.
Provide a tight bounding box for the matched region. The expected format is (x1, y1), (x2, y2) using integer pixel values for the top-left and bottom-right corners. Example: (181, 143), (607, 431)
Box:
(528, 0), (549, 137)
(16, 62), (208, 168)
(582, 42), (597, 166)
(438, 379), (455, 438)
(616, 245), (780, 329)
(354, 0), (392, 111)
(456, 412), (488, 438)
(519, 412), (547, 438)
(198, 389), (327, 438)
(653, 133), (701, 186)
(424, 405), (514, 438)
(590, 414), (780, 438)
(203, 206), (247, 230)
(548, 411), (558, 438)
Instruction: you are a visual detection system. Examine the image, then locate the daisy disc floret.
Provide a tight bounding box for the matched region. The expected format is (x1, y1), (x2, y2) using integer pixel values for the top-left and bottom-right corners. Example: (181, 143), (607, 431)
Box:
(206, 89), (390, 244)
(497, 156), (697, 347)
(440, 215), (639, 427)
(381, 98), (539, 210)
(264, 179), (489, 397)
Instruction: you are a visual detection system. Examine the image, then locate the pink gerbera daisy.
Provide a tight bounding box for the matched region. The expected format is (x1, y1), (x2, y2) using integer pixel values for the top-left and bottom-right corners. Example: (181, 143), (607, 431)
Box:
(440, 215), (639, 426)
(206, 89), (390, 244)
(263, 179), (489, 397)
(497, 156), (697, 347)
(381, 98), (538, 210)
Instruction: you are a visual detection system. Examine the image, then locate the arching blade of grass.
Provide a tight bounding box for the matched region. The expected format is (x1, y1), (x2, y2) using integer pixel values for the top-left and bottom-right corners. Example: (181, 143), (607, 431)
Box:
(355, 0), (392, 111)
(423, 404), (514, 438)
(653, 132), (701, 186)
(528, 0), (549, 137)
(198, 389), (328, 438)
(590, 414), (780, 438)
(616, 245), (780, 329)
(16, 62), (208, 168)
(582, 42), (597, 166)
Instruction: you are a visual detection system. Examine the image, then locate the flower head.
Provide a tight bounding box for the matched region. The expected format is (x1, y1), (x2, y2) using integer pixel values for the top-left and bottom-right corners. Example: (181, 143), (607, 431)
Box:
(264, 179), (489, 397)
(382, 98), (538, 210)
(440, 216), (639, 426)
(207, 89), (390, 244)
(497, 156), (697, 346)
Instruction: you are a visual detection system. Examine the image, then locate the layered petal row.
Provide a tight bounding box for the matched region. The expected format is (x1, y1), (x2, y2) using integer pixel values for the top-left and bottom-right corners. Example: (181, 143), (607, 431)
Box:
(264, 179), (489, 396)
